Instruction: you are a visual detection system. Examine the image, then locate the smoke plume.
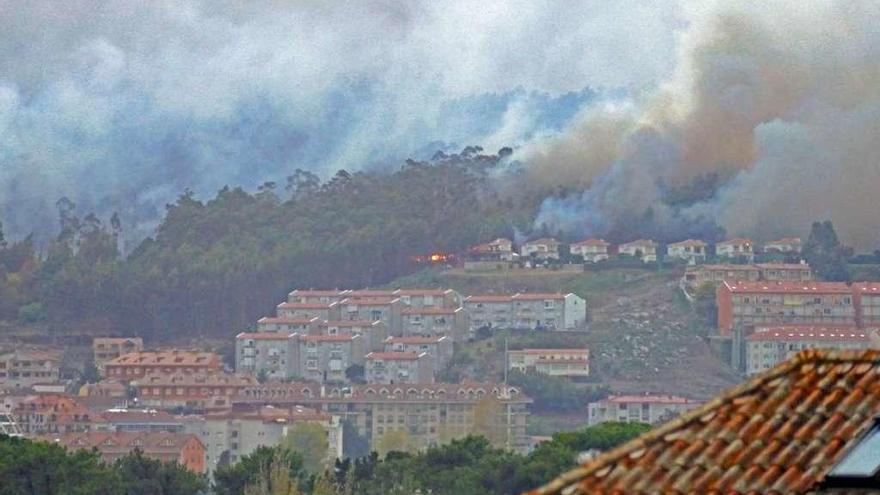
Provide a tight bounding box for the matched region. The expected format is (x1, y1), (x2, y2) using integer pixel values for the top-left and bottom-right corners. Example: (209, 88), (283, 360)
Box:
(527, 1), (880, 248)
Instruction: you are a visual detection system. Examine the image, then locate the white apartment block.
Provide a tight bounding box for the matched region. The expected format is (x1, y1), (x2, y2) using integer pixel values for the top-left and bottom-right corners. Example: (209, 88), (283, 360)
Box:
(384, 336), (453, 375)
(587, 395), (702, 426)
(276, 301), (339, 320)
(364, 352), (433, 384)
(256, 317), (319, 334)
(297, 334), (365, 383)
(287, 289), (350, 304)
(400, 307), (467, 341)
(511, 293), (587, 331)
(337, 297), (403, 335)
(745, 326), (873, 376)
(319, 320), (388, 352)
(463, 295), (514, 333)
(235, 332), (299, 380)
(507, 348), (590, 378)
(394, 289), (462, 309)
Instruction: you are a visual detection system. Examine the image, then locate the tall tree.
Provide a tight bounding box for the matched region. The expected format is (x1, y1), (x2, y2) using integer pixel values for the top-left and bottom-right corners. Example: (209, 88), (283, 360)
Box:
(804, 220), (851, 281)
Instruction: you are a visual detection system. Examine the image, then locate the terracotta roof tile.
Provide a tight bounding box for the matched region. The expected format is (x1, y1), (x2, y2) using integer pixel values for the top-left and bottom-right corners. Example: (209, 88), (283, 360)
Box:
(525, 350), (880, 495)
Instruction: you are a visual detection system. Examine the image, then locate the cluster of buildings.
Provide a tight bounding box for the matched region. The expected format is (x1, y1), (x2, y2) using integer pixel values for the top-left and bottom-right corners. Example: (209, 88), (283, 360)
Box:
(467, 236), (803, 268)
(714, 280), (880, 373)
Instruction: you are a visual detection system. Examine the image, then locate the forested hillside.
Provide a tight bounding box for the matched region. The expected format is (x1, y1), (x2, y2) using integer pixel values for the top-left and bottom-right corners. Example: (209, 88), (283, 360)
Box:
(0, 148), (535, 341)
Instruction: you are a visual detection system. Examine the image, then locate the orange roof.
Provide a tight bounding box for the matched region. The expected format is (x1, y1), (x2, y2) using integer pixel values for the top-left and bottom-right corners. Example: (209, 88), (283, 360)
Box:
(722, 280), (852, 294)
(853, 282), (880, 293)
(526, 349), (880, 495)
(571, 238), (609, 247)
(106, 351), (220, 367)
(465, 295), (513, 303)
(717, 237), (754, 246)
(619, 239), (656, 248)
(366, 351), (424, 361)
(386, 336), (447, 345)
(276, 302), (336, 310)
(236, 332), (297, 340)
(668, 239), (707, 247)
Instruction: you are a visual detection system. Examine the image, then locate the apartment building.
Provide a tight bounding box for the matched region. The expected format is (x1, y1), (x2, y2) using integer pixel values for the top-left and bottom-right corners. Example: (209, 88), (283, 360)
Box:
(511, 293), (587, 331)
(684, 263), (813, 288)
(319, 320), (388, 352)
(287, 289), (349, 304)
(298, 334), (365, 383)
(92, 338), (144, 369)
(15, 394), (92, 435)
(394, 288), (462, 309)
(135, 373), (257, 411)
(0, 349), (61, 388)
(745, 326), (873, 376)
(235, 332), (299, 380)
(764, 237), (802, 254)
(337, 297), (402, 334)
(400, 307), (467, 341)
(587, 395), (702, 426)
(715, 238), (755, 260)
(93, 408), (185, 433)
(667, 239), (708, 263)
(190, 405), (341, 473)
(364, 352), (433, 384)
(570, 239), (610, 263)
(463, 295), (514, 333)
(618, 239), (658, 262)
(469, 238), (515, 261)
(520, 238), (561, 260)
(237, 382), (533, 453)
(716, 281), (857, 335)
(256, 316), (319, 334)
(53, 432), (206, 473)
(385, 336), (453, 375)
(854, 283), (880, 327)
(276, 301), (340, 320)
(103, 351), (222, 381)
(757, 263), (812, 282)
(507, 349), (590, 378)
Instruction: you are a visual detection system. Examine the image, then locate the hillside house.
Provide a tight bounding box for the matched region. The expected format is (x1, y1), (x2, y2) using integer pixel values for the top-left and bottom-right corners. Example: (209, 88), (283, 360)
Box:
(507, 348), (590, 378)
(393, 288), (462, 309)
(764, 237), (803, 254)
(337, 297), (403, 334)
(520, 238), (561, 260)
(469, 238), (515, 261)
(716, 238), (755, 261)
(570, 239), (610, 263)
(286, 289), (349, 304)
(103, 351), (222, 381)
(618, 239), (658, 262)
(666, 239), (708, 264)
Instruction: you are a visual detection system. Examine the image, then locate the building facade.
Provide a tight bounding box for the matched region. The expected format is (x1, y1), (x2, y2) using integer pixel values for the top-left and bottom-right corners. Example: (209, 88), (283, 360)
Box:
(0, 349), (61, 388)
(53, 432), (206, 473)
(763, 237), (802, 254)
(15, 394), (92, 435)
(276, 302), (340, 320)
(297, 334), (365, 383)
(715, 238), (755, 260)
(570, 239), (610, 263)
(520, 238), (561, 260)
(587, 395), (702, 426)
(135, 373), (257, 411)
(93, 338), (144, 369)
(855, 283), (880, 327)
(745, 326), (872, 376)
(507, 349), (590, 378)
(469, 238), (515, 261)
(319, 320), (388, 352)
(385, 336), (453, 375)
(511, 293), (587, 330)
(618, 239), (658, 262)
(400, 307), (467, 341)
(463, 295), (514, 333)
(103, 351), (222, 381)
(236, 332), (299, 380)
(364, 352), (433, 384)
(667, 239), (708, 263)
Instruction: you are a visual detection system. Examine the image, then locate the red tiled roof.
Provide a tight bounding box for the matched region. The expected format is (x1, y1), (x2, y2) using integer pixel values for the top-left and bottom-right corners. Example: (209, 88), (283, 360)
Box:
(386, 336), (447, 345)
(465, 295), (513, 303)
(258, 316), (317, 325)
(717, 237), (754, 246)
(53, 431), (202, 456)
(526, 349), (880, 495)
(722, 280), (852, 294)
(668, 239), (707, 247)
(106, 351), (220, 367)
(853, 282), (880, 293)
(571, 238), (609, 247)
(236, 332), (297, 340)
(394, 288), (453, 296)
(365, 352), (424, 361)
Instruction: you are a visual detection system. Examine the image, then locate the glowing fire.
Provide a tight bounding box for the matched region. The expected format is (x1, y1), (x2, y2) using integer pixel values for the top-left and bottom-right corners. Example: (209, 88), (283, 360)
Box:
(412, 252), (455, 264)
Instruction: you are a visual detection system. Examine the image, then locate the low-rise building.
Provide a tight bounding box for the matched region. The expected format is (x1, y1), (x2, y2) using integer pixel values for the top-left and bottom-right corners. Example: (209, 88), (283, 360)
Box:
(854, 282), (880, 327)
(400, 307), (467, 341)
(618, 239), (658, 263)
(235, 332), (299, 380)
(667, 239), (708, 264)
(511, 293), (587, 331)
(319, 320), (388, 352)
(507, 349), (590, 378)
(757, 263), (812, 282)
(53, 432), (206, 473)
(15, 394), (92, 435)
(570, 239), (610, 263)
(587, 395), (702, 426)
(716, 281), (857, 335)
(745, 326), (873, 375)
(715, 238), (755, 260)
(92, 338), (144, 370)
(469, 238), (515, 261)
(520, 238), (561, 260)
(364, 352), (433, 384)
(135, 373), (257, 411)
(276, 301), (340, 321)
(0, 348), (61, 388)
(191, 405), (341, 474)
(237, 381), (533, 453)
(763, 237), (802, 254)
(256, 316), (319, 334)
(463, 295), (514, 333)
(385, 336), (453, 375)
(298, 334), (365, 383)
(684, 263), (813, 288)
(93, 408), (185, 433)
(103, 351), (222, 381)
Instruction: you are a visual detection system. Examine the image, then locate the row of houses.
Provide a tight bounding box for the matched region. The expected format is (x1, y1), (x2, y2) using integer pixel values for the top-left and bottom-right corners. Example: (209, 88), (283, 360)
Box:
(469, 236), (804, 265)
(683, 262), (813, 288)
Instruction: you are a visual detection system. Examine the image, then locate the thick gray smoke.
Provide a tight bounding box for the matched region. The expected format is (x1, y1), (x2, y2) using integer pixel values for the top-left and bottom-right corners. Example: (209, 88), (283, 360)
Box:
(0, 0), (680, 242)
(528, 1), (880, 249)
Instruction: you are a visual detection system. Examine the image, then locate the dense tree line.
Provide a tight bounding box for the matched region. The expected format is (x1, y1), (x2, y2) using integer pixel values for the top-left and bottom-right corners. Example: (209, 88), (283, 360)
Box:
(0, 434), (207, 495)
(0, 149), (531, 340)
